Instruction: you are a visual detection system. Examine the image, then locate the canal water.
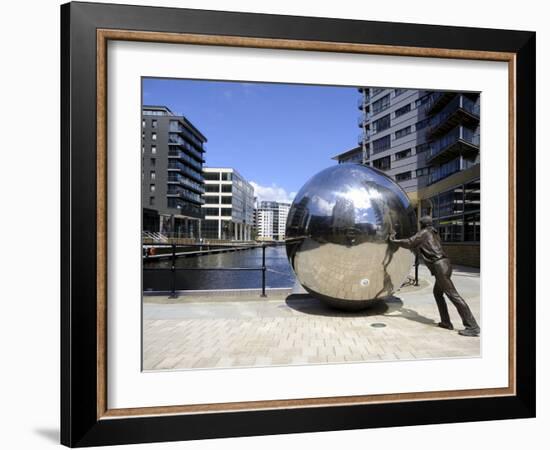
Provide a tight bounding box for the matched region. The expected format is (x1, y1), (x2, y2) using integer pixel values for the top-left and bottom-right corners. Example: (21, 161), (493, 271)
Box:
(143, 245), (296, 292)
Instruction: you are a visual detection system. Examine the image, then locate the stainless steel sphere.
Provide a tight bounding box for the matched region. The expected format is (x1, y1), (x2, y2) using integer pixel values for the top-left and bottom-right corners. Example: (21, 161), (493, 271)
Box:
(286, 163), (417, 310)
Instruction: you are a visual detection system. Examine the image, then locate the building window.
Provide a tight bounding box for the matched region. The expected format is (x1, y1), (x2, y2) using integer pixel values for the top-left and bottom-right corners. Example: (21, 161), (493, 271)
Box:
(395, 149), (412, 160)
(415, 118), (430, 131)
(395, 171), (412, 182)
(373, 114), (391, 133)
(372, 94), (390, 114)
(204, 208), (219, 216)
(221, 196), (232, 204)
(394, 104), (411, 118)
(395, 126), (411, 139)
(221, 184), (232, 193)
(205, 185), (219, 193)
(371, 87), (385, 96)
(415, 95), (430, 108)
(150, 170), (156, 180)
(220, 208), (232, 216)
(142, 119), (146, 128)
(149, 196), (155, 206)
(152, 119), (157, 128)
(167, 198), (181, 209)
(464, 180), (480, 213)
(416, 142), (430, 153)
(151, 132), (157, 140)
(372, 135), (391, 153)
(203, 172), (220, 181)
(149, 184), (155, 192)
(221, 172), (232, 181)
(464, 213), (480, 242)
(150, 158), (156, 167)
(438, 218), (464, 242)
(151, 146), (157, 154)
(373, 156), (391, 171)
(205, 196), (219, 205)
(416, 167), (429, 177)
(394, 88), (407, 97)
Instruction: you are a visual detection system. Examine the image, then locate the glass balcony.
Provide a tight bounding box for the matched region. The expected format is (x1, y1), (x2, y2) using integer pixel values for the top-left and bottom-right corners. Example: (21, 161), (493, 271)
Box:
(425, 91), (456, 114)
(168, 122), (205, 150)
(428, 125), (480, 164)
(167, 188), (205, 205)
(428, 158), (461, 185)
(168, 149), (203, 171)
(357, 130), (370, 145)
(167, 161), (203, 183)
(428, 156), (478, 185)
(428, 94), (480, 138)
(168, 134), (204, 162)
(167, 175), (205, 194)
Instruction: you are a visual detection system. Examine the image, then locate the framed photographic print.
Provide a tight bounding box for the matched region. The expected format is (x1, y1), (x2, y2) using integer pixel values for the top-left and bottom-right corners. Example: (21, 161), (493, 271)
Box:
(61, 1), (536, 447)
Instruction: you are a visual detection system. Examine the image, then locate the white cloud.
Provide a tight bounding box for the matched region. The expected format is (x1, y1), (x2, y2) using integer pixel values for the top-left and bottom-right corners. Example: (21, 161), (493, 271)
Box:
(250, 181), (296, 205)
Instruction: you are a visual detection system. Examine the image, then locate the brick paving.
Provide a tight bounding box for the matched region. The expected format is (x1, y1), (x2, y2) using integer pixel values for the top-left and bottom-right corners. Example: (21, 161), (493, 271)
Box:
(143, 265), (480, 370)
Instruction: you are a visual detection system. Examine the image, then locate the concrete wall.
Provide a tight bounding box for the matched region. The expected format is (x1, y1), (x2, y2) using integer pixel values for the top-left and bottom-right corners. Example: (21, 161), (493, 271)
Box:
(443, 243), (480, 268)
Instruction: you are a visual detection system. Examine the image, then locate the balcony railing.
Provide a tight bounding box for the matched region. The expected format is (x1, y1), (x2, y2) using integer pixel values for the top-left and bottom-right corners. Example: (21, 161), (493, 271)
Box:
(167, 188), (205, 205)
(425, 91), (456, 114)
(168, 135), (204, 162)
(168, 149), (203, 171)
(429, 125), (480, 161)
(357, 130), (371, 145)
(167, 175), (205, 194)
(169, 122), (205, 148)
(428, 158), (461, 185)
(428, 156), (478, 185)
(428, 94), (480, 136)
(167, 162), (203, 183)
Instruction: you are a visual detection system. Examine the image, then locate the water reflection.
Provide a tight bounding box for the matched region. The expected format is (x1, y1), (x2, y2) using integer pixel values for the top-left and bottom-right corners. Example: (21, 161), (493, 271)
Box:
(143, 246), (295, 291)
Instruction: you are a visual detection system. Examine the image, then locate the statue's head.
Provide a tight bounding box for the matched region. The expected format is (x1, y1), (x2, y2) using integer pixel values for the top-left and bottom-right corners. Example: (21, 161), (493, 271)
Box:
(419, 215), (433, 229)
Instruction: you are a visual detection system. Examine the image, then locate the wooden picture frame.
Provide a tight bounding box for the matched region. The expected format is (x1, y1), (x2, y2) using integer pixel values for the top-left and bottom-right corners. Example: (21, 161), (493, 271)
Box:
(61, 1), (535, 446)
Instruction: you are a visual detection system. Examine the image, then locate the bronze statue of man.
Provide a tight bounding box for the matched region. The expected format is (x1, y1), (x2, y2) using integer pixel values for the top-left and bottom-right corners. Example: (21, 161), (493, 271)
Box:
(389, 216), (480, 337)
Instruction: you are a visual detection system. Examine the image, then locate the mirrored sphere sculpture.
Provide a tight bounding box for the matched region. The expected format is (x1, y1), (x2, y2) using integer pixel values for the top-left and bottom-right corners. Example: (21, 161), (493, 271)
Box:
(286, 164), (417, 310)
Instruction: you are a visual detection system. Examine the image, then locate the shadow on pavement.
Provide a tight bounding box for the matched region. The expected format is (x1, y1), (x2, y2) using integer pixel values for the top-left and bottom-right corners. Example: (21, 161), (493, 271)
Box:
(284, 294), (401, 317)
(285, 294), (437, 327)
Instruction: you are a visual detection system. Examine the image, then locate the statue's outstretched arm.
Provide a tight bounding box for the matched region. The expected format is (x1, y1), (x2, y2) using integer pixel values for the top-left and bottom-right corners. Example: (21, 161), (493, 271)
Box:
(389, 232), (422, 250)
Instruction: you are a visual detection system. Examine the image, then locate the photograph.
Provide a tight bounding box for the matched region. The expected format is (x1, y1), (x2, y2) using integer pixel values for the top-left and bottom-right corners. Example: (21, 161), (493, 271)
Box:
(56, 1), (536, 446)
(141, 79), (482, 371)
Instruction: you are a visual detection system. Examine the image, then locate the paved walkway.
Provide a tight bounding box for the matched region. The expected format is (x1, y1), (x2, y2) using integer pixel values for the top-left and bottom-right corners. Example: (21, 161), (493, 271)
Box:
(143, 265), (480, 370)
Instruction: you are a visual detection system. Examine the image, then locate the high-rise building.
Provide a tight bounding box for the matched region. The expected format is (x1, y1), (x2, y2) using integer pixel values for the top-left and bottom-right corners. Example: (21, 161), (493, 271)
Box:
(201, 168), (255, 241)
(255, 209), (274, 240)
(334, 88), (480, 266)
(141, 105), (207, 238)
(254, 201), (291, 241)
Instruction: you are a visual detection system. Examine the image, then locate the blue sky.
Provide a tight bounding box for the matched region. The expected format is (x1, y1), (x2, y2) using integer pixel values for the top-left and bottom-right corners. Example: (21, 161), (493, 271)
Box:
(143, 78), (358, 203)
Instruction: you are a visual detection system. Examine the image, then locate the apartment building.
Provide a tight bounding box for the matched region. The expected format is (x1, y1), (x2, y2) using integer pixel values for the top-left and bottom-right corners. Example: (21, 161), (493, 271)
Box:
(142, 105), (207, 238)
(201, 168), (255, 241)
(334, 88), (481, 266)
(254, 201), (291, 241)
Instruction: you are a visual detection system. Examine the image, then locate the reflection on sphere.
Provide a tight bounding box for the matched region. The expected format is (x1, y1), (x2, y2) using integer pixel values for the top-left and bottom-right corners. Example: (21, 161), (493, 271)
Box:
(286, 164), (417, 311)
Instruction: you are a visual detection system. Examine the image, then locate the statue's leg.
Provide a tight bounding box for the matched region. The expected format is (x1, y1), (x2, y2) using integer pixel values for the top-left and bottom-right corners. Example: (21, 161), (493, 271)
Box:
(436, 260), (479, 332)
(433, 278), (452, 328)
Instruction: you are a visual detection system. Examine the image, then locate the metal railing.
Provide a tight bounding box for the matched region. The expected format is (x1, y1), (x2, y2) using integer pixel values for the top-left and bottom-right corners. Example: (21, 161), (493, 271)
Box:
(143, 242), (270, 298)
(429, 95), (480, 132)
(429, 125), (480, 160)
(143, 238), (420, 298)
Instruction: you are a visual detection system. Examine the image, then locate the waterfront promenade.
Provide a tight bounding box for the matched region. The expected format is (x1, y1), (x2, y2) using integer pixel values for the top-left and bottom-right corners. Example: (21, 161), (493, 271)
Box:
(143, 264), (480, 370)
